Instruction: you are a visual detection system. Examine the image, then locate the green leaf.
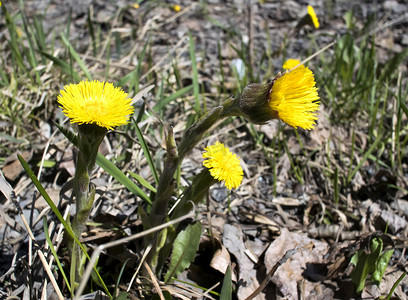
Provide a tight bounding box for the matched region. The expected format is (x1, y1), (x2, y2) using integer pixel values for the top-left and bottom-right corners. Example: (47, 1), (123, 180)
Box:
(351, 237), (385, 294)
(132, 120), (159, 185)
(128, 171), (157, 193)
(164, 221), (202, 282)
(372, 249), (394, 285)
(40, 51), (81, 82)
(367, 237), (383, 274)
(351, 250), (370, 294)
(220, 265), (232, 300)
(37, 160), (55, 168)
(96, 154), (151, 205)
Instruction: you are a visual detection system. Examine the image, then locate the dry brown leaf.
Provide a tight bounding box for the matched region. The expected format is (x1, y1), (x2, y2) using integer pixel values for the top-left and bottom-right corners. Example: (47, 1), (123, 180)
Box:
(264, 228), (331, 299)
(2, 151), (32, 181)
(223, 224), (264, 300)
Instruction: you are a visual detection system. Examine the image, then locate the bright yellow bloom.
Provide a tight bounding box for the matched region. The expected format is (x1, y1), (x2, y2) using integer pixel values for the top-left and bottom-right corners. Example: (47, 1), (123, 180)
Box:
(307, 5), (320, 29)
(203, 141), (243, 190)
(132, 3), (139, 9)
(283, 59), (301, 70)
(58, 80), (134, 130)
(269, 66), (320, 130)
(173, 4), (181, 12)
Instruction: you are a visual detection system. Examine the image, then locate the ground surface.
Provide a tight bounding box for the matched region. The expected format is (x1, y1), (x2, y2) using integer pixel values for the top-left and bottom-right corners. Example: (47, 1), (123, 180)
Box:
(0, 0), (408, 299)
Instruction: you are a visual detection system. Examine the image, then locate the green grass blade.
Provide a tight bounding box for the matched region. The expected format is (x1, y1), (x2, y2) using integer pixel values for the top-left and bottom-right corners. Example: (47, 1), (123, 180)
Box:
(113, 258), (130, 300)
(96, 154), (152, 205)
(2, 4), (26, 72)
(18, 154), (72, 234)
(132, 120), (159, 184)
(153, 85), (194, 113)
(347, 133), (384, 183)
(43, 216), (71, 293)
(219, 265), (232, 300)
(87, 7), (97, 57)
(128, 172), (157, 193)
(189, 32), (200, 113)
(60, 33), (93, 81)
(40, 51), (81, 82)
(131, 40), (149, 94)
(116, 68), (137, 87)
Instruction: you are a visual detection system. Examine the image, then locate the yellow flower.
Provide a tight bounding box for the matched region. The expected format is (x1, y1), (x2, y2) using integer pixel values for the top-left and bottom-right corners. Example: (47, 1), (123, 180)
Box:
(203, 141), (243, 190)
(283, 59), (301, 70)
(132, 3), (139, 9)
(58, 80), (134, 130)
(269, 66), (320, 130)
(307, 5), (320, 29)
(173, 4), (181, 12)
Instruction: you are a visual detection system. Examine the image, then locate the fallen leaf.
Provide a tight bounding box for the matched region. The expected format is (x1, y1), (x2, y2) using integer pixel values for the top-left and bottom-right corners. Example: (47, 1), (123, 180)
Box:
(264, 228), (331, 299)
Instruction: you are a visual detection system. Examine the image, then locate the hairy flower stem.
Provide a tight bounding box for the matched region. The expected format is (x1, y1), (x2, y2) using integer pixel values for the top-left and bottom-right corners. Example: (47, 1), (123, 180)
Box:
(69, 124), (106, 286)
(146, 98), (243, 274)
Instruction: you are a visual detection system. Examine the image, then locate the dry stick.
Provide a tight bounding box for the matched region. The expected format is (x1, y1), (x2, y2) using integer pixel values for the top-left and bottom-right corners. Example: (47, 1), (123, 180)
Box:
(40, 221), (55, 300)
(143, 261), (165, 300)
(74, 208), (195, 299)
(201, 282), (220, 299)
(127, 243), (154, 292)
(37, 250), (65, 300)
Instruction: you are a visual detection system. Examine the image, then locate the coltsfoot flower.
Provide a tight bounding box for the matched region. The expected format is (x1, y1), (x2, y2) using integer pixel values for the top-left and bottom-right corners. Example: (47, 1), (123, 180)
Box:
(203, 141), (243, 190)
(58, 80), (134, 130)
(238, 65), (320, 130)
(307, 5), (320, 29)
(269, 66), (320, 130)
(283, 59), (301, 70)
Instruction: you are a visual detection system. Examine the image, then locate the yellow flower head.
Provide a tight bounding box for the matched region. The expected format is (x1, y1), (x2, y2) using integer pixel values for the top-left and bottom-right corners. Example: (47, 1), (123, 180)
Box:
(283, 59), (302, 70)
(269, 66), (320, 130)
(58, 80), (134, 130)
(307, 5), (320, 29)
(132, 3), (140, 9)
(173, 4), (181, 12)
(203, 141), (243, 190)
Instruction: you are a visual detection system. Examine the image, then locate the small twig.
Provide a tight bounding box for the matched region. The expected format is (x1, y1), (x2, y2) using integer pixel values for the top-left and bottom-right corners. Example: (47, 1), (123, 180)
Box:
(143, 261), (165, 300)
(127, 243), (153, 292)
(37, 250), (65, 300)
